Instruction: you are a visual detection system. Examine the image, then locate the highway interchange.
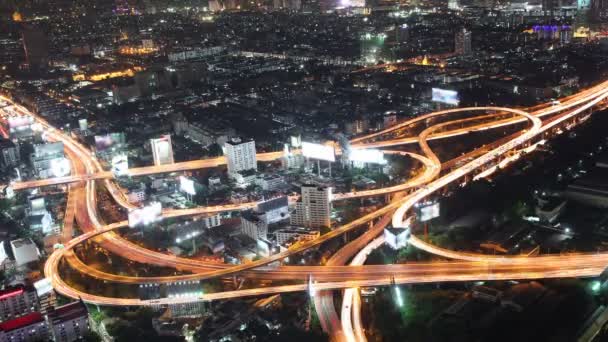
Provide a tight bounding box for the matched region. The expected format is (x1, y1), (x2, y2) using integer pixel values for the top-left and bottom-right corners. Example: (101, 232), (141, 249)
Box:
(4, 79), (608, 341)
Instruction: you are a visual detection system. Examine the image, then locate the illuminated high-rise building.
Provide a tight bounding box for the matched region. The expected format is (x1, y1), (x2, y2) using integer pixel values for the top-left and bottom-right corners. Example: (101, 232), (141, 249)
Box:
(21, 25), (48, 70)
(224, 138), (257, 177)
(290, 185), (332, 228)
(150, 135), (174, 166)
(591, 0), (608, 16)
(454, 28), (472, 56)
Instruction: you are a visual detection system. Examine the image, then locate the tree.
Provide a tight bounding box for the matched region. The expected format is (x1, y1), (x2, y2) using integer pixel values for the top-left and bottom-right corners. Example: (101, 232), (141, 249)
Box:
(82, 331), (101, 342)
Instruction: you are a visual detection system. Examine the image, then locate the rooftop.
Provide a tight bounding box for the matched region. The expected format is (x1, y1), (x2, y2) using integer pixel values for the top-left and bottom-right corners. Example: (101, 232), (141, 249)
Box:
(48, 301), (88, 324)
(0, 312), (44, 332)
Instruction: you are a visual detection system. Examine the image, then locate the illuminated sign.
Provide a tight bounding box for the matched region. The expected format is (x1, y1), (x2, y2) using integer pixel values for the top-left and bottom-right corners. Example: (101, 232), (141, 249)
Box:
(384, 228), (410, 250)
(349, 149), (387, 164)
(7, 116), (33, 129)
(128, 202), (162, 227)
(179, 176), (196, 196)
(257, 239), (271, 257)
(290, 136), (302, 148)
(151, 135), (174, 166)
(78, 119), (88, 131)
(95, 133), (126, 152)
(0, 289), (24, 300)
(301, 142), (335, 162)
(50, 158), (71, 177)
(30, 197), (46, 214)
(416, 202), (440, 222)
(432, 88), (460, 105)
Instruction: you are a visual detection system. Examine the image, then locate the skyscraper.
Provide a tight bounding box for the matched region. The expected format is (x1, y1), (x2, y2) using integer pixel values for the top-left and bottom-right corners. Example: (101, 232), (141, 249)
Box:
(454, 28), (472, 56)
(290, 185), (332, 228)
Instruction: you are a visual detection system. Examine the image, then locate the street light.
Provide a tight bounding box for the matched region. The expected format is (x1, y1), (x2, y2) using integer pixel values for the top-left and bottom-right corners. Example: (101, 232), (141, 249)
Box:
(393, 285), (404, 307)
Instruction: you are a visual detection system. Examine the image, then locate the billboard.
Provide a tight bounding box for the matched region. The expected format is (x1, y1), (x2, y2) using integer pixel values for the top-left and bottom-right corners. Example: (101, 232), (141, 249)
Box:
(301, 142), (335, 162)
(151, 135), (174, 166)
(29, 197), (46, 214)
(290, 135), (302, 148)
(432, 88), (460, 105)
(112, 154), (129, 177)
(416, 202), (440, 222)
(95, 133), (126, 152)
(8, 116), (33, 130)
(257, 239), (271, 257)
(78, 119), (88, 131)
(179, 176), (196, 195)
(128, 202), (162, 227)
(349, 149), (387, 164)
(50, 158), (71, 177)
(384, 228), (410, 250)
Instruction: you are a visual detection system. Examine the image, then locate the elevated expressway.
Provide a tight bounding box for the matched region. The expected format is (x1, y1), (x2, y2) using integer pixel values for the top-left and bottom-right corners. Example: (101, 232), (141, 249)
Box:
(3, 81), (608, 324)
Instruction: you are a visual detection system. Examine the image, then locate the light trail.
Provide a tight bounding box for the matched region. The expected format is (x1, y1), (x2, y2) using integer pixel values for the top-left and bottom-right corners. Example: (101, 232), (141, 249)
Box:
(4, 81), (608, 314)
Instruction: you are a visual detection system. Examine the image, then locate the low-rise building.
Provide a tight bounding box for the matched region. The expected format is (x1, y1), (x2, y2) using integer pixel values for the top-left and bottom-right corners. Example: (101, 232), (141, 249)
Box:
(10, 239), (40, 267)
(48, 301), (89, 342)
(240, 211), (268, 241)
(0, 312), (48, 342)
(256, 196), (289, 224)
(232, 169), (257, 188)
(0, 139), (20, 170)
(29, 142), (66, 179)
(274, 227), (320, 245)
(0, 285), (39, 322)
(254, 174), (286, 192)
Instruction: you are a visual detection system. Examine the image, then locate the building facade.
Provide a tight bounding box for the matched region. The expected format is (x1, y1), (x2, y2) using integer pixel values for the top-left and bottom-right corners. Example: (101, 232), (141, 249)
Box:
(47, 301), (90, 342)
(0, 285), (39, 323)
(224, 138), (257, 177)
(290, 185), (332, 228)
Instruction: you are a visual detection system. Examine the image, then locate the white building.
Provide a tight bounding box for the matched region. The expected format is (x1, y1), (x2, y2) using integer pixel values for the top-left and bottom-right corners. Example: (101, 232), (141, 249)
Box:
(274, 228), (320, 245)
(48, 301), (90, 342)
(231, 169), (257, 188)
(224, 138), (257, 177)
(0, 285), (40, 322)
(0, 312), (48, 342)
(240, 211), (268, 240)
(30, 142), (67, 178)
(150, 135), (174, 166)
(282, 153), (304, 170)
(0, 242), (9, 270)
(256, 196), (289, 224)
(254, 174), (286, 191)
(10, 239), (40, 267)
(290, 185), (332, 228)
(201, 214), (221, 228)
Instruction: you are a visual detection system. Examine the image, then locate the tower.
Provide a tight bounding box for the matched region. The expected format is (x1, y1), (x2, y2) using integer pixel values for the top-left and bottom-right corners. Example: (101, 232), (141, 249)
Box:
(454, 28), (472, 56)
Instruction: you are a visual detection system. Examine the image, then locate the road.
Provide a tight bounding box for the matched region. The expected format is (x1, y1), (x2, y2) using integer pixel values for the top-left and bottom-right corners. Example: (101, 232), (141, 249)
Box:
(3, 79), (608, 339)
